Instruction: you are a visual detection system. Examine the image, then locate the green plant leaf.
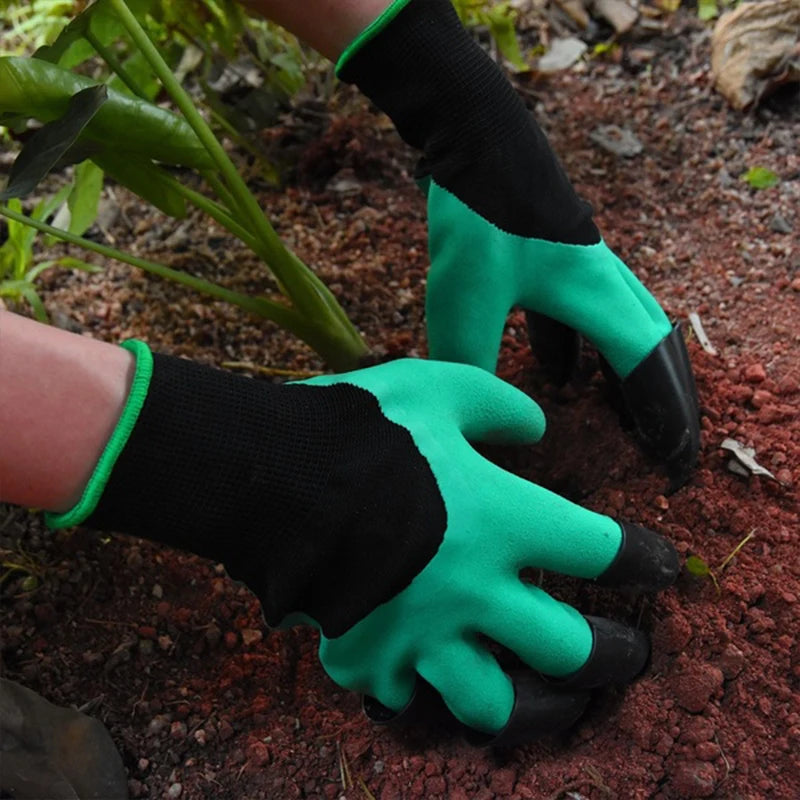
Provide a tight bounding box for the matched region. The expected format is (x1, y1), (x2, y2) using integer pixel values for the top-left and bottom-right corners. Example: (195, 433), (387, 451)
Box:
(685, 555), (711, 576)
(26, 256), (102, 282)
(0, 279), (48, 321)
(697, 0), (719, 20)
(0, 85), (108, 201)
(740, 166), (780, 189)
(67, 160), (104, 236)
(0, 56), (213, 169)
(92, 152), (187, 219)
(484, 4), (527, 70)
(34, 0), (156, 68)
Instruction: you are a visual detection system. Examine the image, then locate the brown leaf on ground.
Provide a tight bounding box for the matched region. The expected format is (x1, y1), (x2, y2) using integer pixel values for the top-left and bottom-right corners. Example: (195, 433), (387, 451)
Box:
(711, 0), (800, 110)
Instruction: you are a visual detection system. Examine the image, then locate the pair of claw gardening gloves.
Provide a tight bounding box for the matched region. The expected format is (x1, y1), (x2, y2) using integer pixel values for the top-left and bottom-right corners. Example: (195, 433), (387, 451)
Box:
(47, 0), (699, 746)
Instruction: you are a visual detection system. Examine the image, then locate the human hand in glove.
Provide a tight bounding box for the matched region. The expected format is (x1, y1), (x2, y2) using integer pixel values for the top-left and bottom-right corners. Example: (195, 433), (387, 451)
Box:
(336, 0), (700, 486)
(47, 342), (679, 745)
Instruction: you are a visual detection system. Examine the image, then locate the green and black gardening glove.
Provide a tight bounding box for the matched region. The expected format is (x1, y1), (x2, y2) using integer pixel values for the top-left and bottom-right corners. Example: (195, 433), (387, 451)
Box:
(47, 342), (680, 746)
(336, 0), (700, 487)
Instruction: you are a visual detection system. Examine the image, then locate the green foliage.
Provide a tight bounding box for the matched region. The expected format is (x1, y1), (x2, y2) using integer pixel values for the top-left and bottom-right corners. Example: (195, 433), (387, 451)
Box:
(592, 41), (620, 60)
(686, 530), (755, 595)
(0, 0), (83, 55)
(740, 166), (780, 190)
(0, 0), (368, 369)
(0, 192), (100, 321)
(0, 538), (47, 596)
(697, 0), (719, 21)
(451, 0), (527, 70)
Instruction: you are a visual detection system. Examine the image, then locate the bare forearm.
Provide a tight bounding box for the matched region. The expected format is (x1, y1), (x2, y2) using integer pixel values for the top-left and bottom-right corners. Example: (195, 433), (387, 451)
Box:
(241, 0), (392, 60)
(0, 311), (134, 512)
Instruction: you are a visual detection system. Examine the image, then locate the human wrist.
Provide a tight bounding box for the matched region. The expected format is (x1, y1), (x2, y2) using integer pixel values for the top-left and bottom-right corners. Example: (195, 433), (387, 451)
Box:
(45, 340), (152, 526)
(241, 0), (395, 61)
(0, 312), (135, 513)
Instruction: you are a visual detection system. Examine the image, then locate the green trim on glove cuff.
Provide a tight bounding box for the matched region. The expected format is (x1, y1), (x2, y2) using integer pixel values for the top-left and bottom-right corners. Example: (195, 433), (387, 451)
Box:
(335, 0), (414, 77)
(45, 339), (153, 530)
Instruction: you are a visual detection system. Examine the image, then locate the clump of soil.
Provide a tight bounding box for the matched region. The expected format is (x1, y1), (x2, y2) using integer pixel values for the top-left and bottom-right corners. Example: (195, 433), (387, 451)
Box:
(2, 11), (798, 800)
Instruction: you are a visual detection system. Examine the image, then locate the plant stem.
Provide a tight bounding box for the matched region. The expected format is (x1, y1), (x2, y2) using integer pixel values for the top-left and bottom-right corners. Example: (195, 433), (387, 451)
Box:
(163, 176), (259, 250)
(107, 0), (368, 367)
(0, 204), (366, 369)
(85, 30), (148, 100)
(0, 204), (292, 328)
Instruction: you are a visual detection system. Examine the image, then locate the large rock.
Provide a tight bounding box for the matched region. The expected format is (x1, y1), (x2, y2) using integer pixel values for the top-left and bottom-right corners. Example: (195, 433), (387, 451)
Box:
(0, 678), (128, 799)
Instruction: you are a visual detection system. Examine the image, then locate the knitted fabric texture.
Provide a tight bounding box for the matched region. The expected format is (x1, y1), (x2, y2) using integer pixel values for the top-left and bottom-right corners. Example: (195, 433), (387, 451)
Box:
(84, 353), (446, 637)
(338, 0), (599, 244)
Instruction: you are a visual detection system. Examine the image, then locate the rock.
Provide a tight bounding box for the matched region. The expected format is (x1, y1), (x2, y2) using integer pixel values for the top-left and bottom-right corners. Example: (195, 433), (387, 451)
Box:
(671, 663), (724, 713)
(589, 125), (643, 157)
(770, 213), (793, 233)
(653, 612), (693, 654)
(671, 760), (718, 797)
(593, 0), (638, 34)
(537, 38), (588, 72)
(744, 363), (767, 383)
(241, 628), (263, 647)
(247, 741), (270, 767)
(489, 767), (517, 795)
(718, 644), (746, 679)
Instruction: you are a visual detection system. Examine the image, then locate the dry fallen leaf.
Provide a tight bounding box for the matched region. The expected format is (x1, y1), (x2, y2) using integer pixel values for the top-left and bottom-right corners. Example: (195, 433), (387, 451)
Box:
(711, 0), (800, 110)
(720, 438), (778, 481)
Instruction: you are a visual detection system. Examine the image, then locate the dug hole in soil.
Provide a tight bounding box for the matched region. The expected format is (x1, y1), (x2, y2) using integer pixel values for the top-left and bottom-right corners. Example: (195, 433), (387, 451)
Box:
(1, 12), (798, 800)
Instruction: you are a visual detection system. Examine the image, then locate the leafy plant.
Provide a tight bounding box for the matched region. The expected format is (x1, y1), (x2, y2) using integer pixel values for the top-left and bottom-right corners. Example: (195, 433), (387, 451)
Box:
(0, 0), (368, 369)
(0, 540), (48, 595)
(686, 529), (755, 594)
(0, 193), (100, 321)
(740, 166), (780, 190)
(0, 0), (83, 55)
(451, 0), (527, 70)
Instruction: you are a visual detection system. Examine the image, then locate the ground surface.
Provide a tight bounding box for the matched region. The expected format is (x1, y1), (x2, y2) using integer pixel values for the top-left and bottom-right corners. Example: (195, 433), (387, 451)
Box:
(1, 10), (799, 800)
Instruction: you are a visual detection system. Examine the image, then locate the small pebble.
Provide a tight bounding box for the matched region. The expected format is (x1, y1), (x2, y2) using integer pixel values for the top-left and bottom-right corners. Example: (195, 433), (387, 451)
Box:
(744, 363), (766, 383)
(167, 782), (182, 799)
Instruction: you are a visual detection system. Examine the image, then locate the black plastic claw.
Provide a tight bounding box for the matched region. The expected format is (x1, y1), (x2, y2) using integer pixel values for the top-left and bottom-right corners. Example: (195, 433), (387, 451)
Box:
(463, 672), (590, 749)
(362, 679), (443, 727)
(595, 522), (680, 592)
(557, 616), (650, 690)
(527, 315), (700, 490)
(614, 322), (701, 490)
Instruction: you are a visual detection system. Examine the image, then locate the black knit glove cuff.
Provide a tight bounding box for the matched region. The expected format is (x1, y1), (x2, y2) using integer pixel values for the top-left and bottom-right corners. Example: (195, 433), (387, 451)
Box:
(337, 0), (597, 244)
(83, 350), (445, 636)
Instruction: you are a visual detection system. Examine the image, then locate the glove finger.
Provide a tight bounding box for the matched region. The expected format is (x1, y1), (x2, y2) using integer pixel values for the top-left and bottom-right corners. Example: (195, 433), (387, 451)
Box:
(481, 585), (650, 688)
(498, 478), (679, 588)
(415, 638), (515, 734)
(495, 476), (623, 578)
(614, 257), (670, 328)
(463, 671), (590, 748)
(519, 239), (671, 379)
(477, 581), (593, 678)
(426, 282), (509, 373)
(435, 363), (546, 445)
(425, 183), (515, 373)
